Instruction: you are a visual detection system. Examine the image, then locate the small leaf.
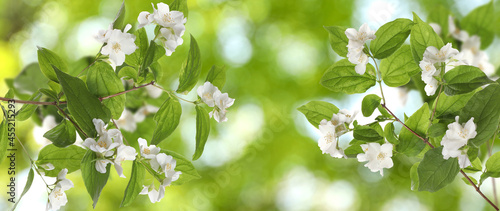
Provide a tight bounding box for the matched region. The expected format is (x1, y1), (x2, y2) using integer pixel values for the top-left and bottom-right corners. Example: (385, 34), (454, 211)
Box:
(205, 65), (226, 89)
(112, 1), (126, 30)
(324, 26), (349, 57)
(151, 97), (182, 145)
(443, 65), (493, 95)
(81, 150), (111, 208)
(39, 88), (59, 101)
(297, 101), (339, 128)
(193, 105), (210, 160)
(370, 18), (413, 59)
(417, 147), (460, 192)
(87, 61), (126, 119)
(118, 66), (138, 81)
(125, 28), (149, 68)
(361, 94), (381, 117)
(36, 144), (87, 177)
(353, 122), (384, 142)
(43, 119), (76, 147)
(320, 59), (377, 94)
(462, 176), (478, 187)
(461, 1), (495, 49)
(37, 47), (69, 83)
(344, 139), (365, 158)
(120, 160), (145, 207)
(410, 13), (444, 65)
(16, 91), (42, 121)
(0, 121), (7, 165)
(177, 35), (202, 94)
(161, 149), (201, 185)
(379, 45), (420, 87)
(384, 122), (399, 144)
(11, 167), (35, 210)
(397, 103), (430, 156)
(141, 41), (166, 76)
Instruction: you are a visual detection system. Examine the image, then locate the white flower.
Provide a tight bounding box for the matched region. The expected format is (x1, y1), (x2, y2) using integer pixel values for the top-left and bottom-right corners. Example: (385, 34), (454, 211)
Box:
(94, 24), (113, 43)
(140, 182), (165, 203)
(82, 133), (121, 157)
(114, 145), (137, 178)
(209, 90), (235, 123)
(347, 48), (369, 75)
(345, 23), (375, 75)
(160, 27), (184, 56)
(458, 151), (472, 169)
(156, 153), (182, 186)
(47, 169), (74, 211)
(357, 143), (394, 176)
(423, 43), (459, 64)
(197, 82), (219, 107)
(318, 119), (345, 158)
(429, 23), (441, 35)
(93, 118), (123, 144)
(138, 138), (160, 160)
(461, 35), (495, 76)
(100, 24), (137, 67)
(345, 23), (376, 45)
(95, 159), (113, 174)
(424, 77), (439, 96)
(138, 11), (154, 28)
(56, 168), (74, 191)
(336, 109), (356, 125)
(419, 59), (437, 81)
(448, 15), (469, 41)
(116, 109), (137, 132)
(152, 3), (187, 28)
(134, 105), (159, 122)
(441, 116), (476, 168)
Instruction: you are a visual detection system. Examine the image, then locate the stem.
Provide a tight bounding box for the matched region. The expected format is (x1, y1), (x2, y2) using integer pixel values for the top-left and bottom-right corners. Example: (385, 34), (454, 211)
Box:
(14, 135), (52, 191)
(371, 57), (386, 105)
(139, 160), (163, 183)
(152, 84), (197, 104)
(381, 103), (499, 210)
(55, 105), (88, 138)
(101, 81), (155, 101)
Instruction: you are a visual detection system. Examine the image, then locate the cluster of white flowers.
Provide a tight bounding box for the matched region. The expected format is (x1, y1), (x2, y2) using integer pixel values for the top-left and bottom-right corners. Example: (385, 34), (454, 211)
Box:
(441, 116), (477, 168)
(116, 105), (159, 132)
(138, 3), (187, 56)
(357, 142), (394, 176)
(197, 82), (235, 123)
(345, 23), (376, 75)
(419, 43), (461, 96)
(95, 24), (138, 69)
(47, 169), (74, 211)
(317, 109), (356, 158)
(137, 138), (181, 203)
(82, 119), (137, 177)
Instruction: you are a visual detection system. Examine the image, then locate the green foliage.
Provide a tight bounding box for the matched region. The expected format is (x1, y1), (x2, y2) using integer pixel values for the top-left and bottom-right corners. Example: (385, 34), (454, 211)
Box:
(118, 66), (138, 81)
(205, 65), (226, 89)
(125, 28), (149, 68)
(43, 119), (77, 147)
(320, 59), (376, 94)
(410, 162), (420, 191)
(379, 45), (420, 87)
(151, 97), (182, 145)
(480, 152), (500, 184)
(87, 61), (126, 119)
(324, 26), (348, 57)
(370, 18), (413, 59)
(161, 149), (201, 185)
(120, 160), (145, 207)
(384, 122), (399, 145)
(170, 0), (188, 18)
(353, 122), (384, 142)
(14, 63), (48, 94)
(397, 103), (430, 156)
(361, 94), (381, 117)
(428, 123), (446, 138)
(36, 144), (86, 177)
(81, 150), (111, 208)
(297, 101), (339, 128)
(417, 147), (460, 192)
(410, 13), (444, 65)
(0, 121), (7, 165)
(435, 91), (474, 119)
(193, 105), (210, 160)
(459, 84), (500, 147)
(177, 35), (202, 94)
(37, 47), (69, 83)
(141, 41), (166, 79)
(55, 66), (111, 138)
(11, 167), (34, 210)
(443, 66), (492, 95)
(112, 1), (126, 30)
(461, 1), (495, 49)
(427, 5), (451, 38)
(344, 139), (364, 158)
(16, 90), (42, 121)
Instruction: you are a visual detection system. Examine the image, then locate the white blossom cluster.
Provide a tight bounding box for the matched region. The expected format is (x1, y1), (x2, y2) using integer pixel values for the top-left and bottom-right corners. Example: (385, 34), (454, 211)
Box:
(419, 43), (462, 96)
(441, 116), (477, 168)
(95, 24), (138, 69)
(137, 138), (181, 203)
(317, 109), (356, 158)
(197, 82), (235, 123)
(82, 119), (137, 178)
(345, 23), (376, 75)
(47, 169), (74, 211)
(138, 3), (187, 56)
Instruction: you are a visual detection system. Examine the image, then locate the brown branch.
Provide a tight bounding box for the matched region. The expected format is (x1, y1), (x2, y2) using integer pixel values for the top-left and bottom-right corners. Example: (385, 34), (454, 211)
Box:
(55, 105), (88, 138)
(462, 171), (499, 210)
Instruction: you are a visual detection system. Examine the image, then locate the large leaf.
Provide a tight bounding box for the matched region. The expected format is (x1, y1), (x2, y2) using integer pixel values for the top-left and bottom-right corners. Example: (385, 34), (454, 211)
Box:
(43, 119), (76, 148)
(161, 150), (201, 185)
(193, 105), (210, 160)
(324, 26), (348, 57)
(151, 97), (182, 145)
(320, 59), (376, 94)
(55, 66), (111, 138)
(379, 45), (420, 87)
(177, 35), (202, 94)
(297, 101), (339, 128)
(37, 47), (69, 83)
(459, 84), (500, 147)
(81, 150), (111, 208)
(397, 103), (430, 156)
(120, 160), (145, 207)
(36, 144), (87, 177)
(417, 147), (460, 192)
(435, 91), (475, 118)
(15, 91), (42, 121)
(353, 122), (384, 142)
(87, 61), (126, 119)
(205, 65), (226, 89)
(410, 13), (444, 65)
(370, 18), (413, 59)
(461, 1), (495, 49)
(443, 65), (493, 95)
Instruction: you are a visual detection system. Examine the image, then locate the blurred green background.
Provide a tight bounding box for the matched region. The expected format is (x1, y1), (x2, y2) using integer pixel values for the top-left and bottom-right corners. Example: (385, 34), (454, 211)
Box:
(0, 0), (499, 210)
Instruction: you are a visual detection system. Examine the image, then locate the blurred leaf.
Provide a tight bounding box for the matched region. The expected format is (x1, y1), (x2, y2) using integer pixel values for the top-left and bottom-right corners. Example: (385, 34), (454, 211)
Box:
(418, 147), (460, 192)
(177, 35), (202, 94)
(324, 26), (348, 57)
(43, 119), (76, 147)
(151, 97), (182, 145)
(361, 94), (381, 117)
(370, 18), (413, 59)
(0, 121), (7, 165)
(16, 91), (42, 121)
(427, 5), (451, 37)
(410, 13), (444, 65)
(205, 65), (226, 89)
(120, 160), (145, 207)
(13, 63), (48, 95)
(397, 103), (430, 156)
(320, 59), (376, 94)
(87, 61), (126, 119)
(443, 65), (492, 95)
(435, 91), (474, 118)
(170, 0), (188, 18)
(380, 45), (420, 87)
(353, 122), (384, 142)
(461, 1), (495, 49)
(410, 162), (420, 191)
(298, 101), (339, 128)
(81, 150), (111, 208)
(112, 1), (126, 30)
(37, 47), (69, 83)
(193, 105), (210, 160)
(161, 149), (201, 185)
(36, 144), (86, 177)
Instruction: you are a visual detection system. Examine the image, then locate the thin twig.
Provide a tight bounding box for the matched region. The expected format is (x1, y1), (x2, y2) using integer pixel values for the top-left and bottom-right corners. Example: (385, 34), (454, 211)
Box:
(427, 84), (444, 133)
(371, 57), (386, 105)
(14, 134), (52, 191)
(55, 105), (88, 138)
(152, 84), (197, 104)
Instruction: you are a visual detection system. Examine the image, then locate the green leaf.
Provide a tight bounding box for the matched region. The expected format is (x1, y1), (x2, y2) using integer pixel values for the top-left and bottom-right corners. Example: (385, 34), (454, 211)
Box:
(353, 122), (384, 142)
(361, 94), (381, 117)
(320, 59), (376, 94)
(37, 47), (69, 83)
(297, 101), (339, 128)
(459, 84), (500, 147)
(205, 65), (226, 89)
(87, 61), (126, 119)
(443, 65), (493, 95)
(112, 1), (126, 30)
(397, 103), (430, 156)
(410, 162), (420, 191)
(81, 150), (111, 208)
(118, 66), (138, 81)
(370, 18), (413, 59)
(435, 91), (475, 118)
(11, 167), (34, 210)
(36, 144), (87, 177)
(16, 91), (42, 121)
(141, 41), (165, 76)
(480, 152), (500, 184)
(384, 122), (399, 145)
(151, 97), (182, 145)
(428, 123), (446, 138)
(427, 5), (451, 37)
(193, 105), (210, 160)
(170, 0), (188, 18)
(344, 139), (365, 158)
(177, 35), (202, 94)
(463, 158), (482, 173)
(39, 88), (59, 101)
(120, 160), (145, 207)
(0, 121), (7, 165)
(14, 63), (49, 95)
(461, 1), (495, 49)
(161, 149), (201, 185)
(55, 66), (111, 138)
(125, 28), (149, 68)
(417, 147), (460, 192)
(410, 13), (444, 65)
(43, 119), (76, 147)
(380, 45), (420, 87)
(462, 176), (478, 187)
(324, 26), (348, 57)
